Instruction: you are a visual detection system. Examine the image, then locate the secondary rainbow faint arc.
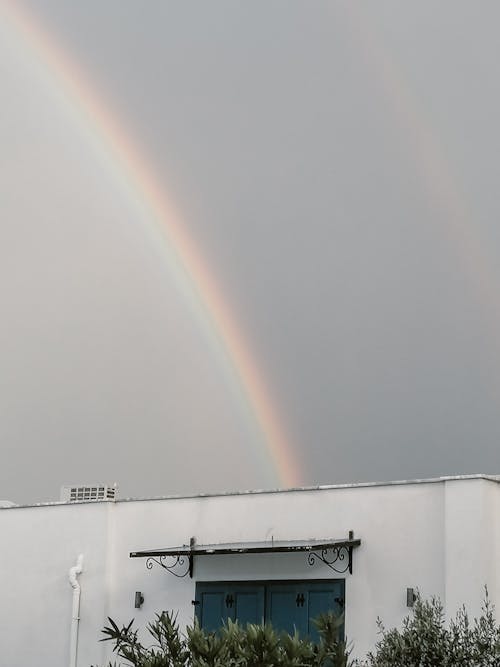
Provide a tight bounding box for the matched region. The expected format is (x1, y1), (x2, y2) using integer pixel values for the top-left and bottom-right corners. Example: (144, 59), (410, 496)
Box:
(3, 2), (301, 488)
(341, 3), (500, 330)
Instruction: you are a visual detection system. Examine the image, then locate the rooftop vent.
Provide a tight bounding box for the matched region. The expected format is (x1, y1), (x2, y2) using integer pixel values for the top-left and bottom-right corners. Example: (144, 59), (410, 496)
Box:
(60, 483), (117, 503)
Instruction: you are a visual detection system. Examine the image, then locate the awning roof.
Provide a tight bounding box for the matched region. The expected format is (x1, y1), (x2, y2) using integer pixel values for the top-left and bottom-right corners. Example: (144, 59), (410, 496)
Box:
(130, 537), (360, 559)
(131, 535), (361, 577)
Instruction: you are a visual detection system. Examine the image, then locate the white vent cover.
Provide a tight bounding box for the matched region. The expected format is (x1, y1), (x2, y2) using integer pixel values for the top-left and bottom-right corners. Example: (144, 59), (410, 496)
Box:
(60, 483), (117, 502)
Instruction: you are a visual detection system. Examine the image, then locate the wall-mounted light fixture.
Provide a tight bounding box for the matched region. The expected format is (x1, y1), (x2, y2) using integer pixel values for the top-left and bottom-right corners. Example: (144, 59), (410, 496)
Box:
(135, 591), (145, 609)
(406, 588), (417, 608)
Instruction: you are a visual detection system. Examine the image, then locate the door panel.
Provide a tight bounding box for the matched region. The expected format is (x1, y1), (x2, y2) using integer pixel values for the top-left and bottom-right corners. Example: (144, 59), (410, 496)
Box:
(234, 587), (265, 625)
(307, 583), (343, 641)
(266, 585), (307, 636)
(198, 590), (228, 632)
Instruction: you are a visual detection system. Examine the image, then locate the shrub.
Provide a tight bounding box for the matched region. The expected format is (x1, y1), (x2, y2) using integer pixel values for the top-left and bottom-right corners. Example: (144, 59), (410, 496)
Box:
(367, 589), (500, 667)
(93, 610), (352, 667)
(94, 590), (500, 666)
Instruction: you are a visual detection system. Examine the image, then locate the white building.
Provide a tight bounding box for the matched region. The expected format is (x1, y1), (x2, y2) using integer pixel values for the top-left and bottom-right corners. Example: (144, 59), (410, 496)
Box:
(0, 474), (498, 666)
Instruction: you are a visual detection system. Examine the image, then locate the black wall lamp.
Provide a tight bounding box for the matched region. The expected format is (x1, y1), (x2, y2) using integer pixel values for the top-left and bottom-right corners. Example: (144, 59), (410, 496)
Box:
(406, 588), (417, 608)
(135, 591), (145, 609)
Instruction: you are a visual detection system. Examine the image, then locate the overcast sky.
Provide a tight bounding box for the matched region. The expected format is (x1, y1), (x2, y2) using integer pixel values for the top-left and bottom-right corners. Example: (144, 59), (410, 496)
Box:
(2, 1), (500, 504)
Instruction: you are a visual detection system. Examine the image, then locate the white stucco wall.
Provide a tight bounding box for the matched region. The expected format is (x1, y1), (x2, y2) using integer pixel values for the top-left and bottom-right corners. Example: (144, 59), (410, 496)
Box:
(444, 478), (498, 619)
(0, 502), (111, 667)
(0, 475), (497, 665)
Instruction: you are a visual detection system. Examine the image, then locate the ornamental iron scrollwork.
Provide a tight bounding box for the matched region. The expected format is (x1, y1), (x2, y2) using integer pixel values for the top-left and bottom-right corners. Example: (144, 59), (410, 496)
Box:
(145, 554), (192, 578)
(307, 545), (353, 574)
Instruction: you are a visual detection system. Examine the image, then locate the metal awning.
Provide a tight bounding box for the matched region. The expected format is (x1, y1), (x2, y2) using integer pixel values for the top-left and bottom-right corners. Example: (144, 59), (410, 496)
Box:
(130, 534), (361, 578)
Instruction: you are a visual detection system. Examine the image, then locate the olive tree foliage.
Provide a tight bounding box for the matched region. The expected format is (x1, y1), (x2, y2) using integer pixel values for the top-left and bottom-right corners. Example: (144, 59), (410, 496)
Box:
(366, 589), (500, 667)
(92, 610), (353, 667)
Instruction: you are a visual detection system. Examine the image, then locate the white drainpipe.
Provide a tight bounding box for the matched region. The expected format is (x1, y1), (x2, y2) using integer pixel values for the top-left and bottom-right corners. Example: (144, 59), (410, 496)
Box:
(68, 555), (84, 667)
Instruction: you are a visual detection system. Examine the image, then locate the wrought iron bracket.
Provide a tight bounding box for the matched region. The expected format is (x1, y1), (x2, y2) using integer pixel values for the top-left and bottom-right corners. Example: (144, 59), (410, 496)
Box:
(307, 532), (356, 574)
(145, 553), (193, 578)
(307, 545), (353, 574)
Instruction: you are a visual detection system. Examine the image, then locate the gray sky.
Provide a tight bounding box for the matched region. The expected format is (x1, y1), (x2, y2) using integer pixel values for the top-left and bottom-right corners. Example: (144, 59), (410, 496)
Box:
(2, 1), (500, 503)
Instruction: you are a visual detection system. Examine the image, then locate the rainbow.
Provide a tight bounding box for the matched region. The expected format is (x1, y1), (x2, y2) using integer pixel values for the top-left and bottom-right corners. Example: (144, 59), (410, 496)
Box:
(1, 2), (302, 488)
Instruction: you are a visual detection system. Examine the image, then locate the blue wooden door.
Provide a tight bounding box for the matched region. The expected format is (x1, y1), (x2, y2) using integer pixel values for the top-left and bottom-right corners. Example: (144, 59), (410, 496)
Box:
(195, 580), (344, 639)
